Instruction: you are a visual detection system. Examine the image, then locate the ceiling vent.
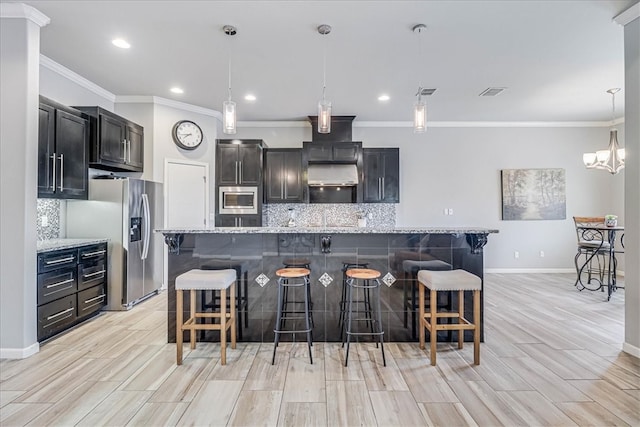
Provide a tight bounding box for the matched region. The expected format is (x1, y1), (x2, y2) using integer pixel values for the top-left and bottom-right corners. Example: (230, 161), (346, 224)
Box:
(418, 88), (437, 96)
(479, 87), (506, 97)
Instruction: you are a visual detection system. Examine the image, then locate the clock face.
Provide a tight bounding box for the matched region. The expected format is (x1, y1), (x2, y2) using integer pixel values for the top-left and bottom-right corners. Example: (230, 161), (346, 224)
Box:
(172, 120), (203, 150)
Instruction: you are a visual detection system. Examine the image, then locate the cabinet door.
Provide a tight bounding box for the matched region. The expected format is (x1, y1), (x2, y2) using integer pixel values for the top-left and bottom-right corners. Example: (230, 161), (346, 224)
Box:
(217, 145), (240, 185)
(217, 215), (237, 227)
(333, 143), (360, 162)
(99, 114), (126, 164)
(265, 150), (285, 201)
(56, 110), (88, 199)
(126, 123), (144, 171)
(306, 143), (333, 162)
(362, 150), (382, 202)
(238, 145), (261, 185)
(282, 150), (303, 202)
(380, 148), (399, 203)
(238, 215), (260, 227)
(38, 102), (56, 197)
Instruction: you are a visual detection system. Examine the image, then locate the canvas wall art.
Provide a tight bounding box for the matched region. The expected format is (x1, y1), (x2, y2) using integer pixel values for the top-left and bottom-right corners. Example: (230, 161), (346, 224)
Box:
(501, 168), (566, 220)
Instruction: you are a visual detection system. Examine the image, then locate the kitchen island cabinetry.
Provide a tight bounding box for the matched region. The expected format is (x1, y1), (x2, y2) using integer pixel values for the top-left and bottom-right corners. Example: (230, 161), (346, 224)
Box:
(74, 106), (144, 172)
(216, 139), (264, 186)
(363, 148), (399, 203)
(38, 96), (89, 199)
(264, 148), (304, 203)
(37, 240), (107, 341)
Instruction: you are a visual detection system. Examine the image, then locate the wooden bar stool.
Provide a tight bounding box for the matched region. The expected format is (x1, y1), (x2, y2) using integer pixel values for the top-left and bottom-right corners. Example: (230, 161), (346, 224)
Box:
(176, 269), (236, 365)
(272, 267), (313, 365)
(338, 260), (370, 337)
(344, 268), (386, 367)
(418, 269), (481, 366)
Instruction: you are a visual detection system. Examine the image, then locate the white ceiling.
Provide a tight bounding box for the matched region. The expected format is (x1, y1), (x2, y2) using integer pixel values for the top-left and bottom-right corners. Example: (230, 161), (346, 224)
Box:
(11, 0), (637, 123)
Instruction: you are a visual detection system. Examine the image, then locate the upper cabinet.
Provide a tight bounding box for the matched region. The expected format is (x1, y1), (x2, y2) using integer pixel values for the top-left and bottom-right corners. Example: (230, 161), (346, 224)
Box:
(216, 139), (264, 186)
(38, 96), (89, 199)
(362, 148), (399, 203)
(73, 106), (144, 172)
(304, 142), (361, 163)
(264, 149), (304, 203)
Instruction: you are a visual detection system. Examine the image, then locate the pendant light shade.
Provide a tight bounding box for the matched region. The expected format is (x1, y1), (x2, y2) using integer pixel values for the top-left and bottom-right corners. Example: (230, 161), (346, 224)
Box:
(222, 25), (237, 135)
(583, 88), (625, 174)
(413, 24), (428, 133)
(318, 24), (332, 134)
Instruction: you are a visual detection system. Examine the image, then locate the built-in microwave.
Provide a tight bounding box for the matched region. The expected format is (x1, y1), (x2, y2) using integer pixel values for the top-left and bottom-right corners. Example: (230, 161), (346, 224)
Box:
(218, 186), (258, 214)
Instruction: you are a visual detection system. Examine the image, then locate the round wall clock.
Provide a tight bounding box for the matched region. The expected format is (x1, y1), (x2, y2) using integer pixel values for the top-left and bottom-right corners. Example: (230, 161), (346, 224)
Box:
(172, 120), (203, 150)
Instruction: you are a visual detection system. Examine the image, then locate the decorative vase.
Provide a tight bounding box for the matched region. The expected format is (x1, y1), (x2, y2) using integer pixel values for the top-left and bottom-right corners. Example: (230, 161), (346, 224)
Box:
(605, 217), (617, 227)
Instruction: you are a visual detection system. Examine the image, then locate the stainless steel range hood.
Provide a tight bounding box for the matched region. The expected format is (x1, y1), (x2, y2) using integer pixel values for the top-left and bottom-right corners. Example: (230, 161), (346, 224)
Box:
(307, 164), (359, 186)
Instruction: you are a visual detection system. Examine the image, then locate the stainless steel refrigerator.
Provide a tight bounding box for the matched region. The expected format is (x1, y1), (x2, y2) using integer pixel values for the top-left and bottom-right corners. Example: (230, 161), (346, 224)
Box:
(67, 178), (163, 310)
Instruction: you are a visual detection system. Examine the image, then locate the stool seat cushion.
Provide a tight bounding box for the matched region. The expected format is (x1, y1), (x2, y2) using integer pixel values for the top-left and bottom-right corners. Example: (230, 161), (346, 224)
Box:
(276, 267), (311, 278)
(346, 268), (381, 280)
(176, 269), (236, 290)
(418, 269), (481, 291)
(402, 259), (452, 275)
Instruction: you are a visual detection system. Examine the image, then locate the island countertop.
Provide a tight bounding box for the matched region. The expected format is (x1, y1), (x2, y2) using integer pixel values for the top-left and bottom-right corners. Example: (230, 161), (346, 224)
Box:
(156, 226), (499, 234)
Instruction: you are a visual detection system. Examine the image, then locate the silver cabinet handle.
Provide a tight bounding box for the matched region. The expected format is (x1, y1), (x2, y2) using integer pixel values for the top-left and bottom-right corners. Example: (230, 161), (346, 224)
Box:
(378, 177), (382, 200)
(122, 139), (127, 161)
(381, 177), (385, 200)
(47, 307), (74, 321)
(50, 152), (56, 191)
(46, 278), (74, 289)
(84, 294), (105, 304)
(127, 139), (131, 163)
(82, 250), (106, 258)
(239, 162), (243, 183)
(59, 154), (64, 191)
(45, 256), (75, 265)
(83, 270), (105, 279)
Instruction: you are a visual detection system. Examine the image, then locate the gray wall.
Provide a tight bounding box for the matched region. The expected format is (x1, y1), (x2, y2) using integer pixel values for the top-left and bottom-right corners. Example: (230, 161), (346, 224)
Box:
(232, 124), (625, 271)
(623, 17), (639, 354)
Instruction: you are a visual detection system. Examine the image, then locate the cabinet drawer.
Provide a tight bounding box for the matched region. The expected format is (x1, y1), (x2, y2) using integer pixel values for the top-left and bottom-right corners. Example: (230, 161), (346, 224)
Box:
(79, 244), (106, 261)
(37, 294), (77, 340)
(77, 284), (106, 318)
(38, 249), (77, 273)
(78, 259), (106, 291)
(38, 268), (77, 305)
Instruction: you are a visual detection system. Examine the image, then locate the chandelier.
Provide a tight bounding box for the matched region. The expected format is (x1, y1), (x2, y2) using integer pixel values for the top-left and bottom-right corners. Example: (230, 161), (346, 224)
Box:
(583, 88), (625, 174)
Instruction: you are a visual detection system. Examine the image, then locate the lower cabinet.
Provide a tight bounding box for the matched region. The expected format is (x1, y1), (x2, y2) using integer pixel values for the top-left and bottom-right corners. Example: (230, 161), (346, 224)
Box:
(216, 215), (261, 227)
(37, 242), (107, 341)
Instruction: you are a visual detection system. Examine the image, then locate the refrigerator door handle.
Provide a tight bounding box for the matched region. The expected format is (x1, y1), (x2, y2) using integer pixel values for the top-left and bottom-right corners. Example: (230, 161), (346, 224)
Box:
(141, 193), (151, 260)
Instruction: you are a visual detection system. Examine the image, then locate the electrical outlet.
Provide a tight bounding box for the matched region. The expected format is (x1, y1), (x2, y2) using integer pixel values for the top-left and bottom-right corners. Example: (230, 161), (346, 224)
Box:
(514, 251), (519, 259)
(443, 208), (448, 215)
(448, 208), (454, 215)
(539, 250), (545, 257)
(40, 215), (48, 227)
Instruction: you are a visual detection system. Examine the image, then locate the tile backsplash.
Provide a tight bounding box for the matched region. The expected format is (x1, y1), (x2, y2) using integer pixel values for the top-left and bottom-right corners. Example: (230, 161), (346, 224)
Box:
(37, 199), (62, 240)
(263, 203), (396, 228)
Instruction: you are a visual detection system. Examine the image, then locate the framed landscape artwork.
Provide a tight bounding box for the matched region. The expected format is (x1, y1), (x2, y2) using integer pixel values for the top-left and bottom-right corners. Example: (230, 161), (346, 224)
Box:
(501, 168), (566, 220)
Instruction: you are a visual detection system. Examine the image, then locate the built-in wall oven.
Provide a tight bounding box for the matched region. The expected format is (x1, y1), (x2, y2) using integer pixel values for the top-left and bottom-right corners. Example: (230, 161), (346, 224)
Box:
(218, 186), (258, 214)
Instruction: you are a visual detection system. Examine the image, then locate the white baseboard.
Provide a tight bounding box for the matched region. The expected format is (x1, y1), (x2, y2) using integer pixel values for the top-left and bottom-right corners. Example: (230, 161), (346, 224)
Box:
(485, 268), (575, 274)
(0, 342), (39, 359)
(622, 342), (640, 359)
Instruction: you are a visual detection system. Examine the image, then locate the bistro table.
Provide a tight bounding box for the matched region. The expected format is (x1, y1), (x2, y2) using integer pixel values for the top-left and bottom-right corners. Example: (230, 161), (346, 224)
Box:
(575, 224), (624, 301)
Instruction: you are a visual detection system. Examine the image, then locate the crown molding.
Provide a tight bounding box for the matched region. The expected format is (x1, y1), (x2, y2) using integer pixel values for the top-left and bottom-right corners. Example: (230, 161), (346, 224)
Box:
(0, 2), (50, 27)
(237, 120), (621, 129)
(116, 96), (222, 119)
(613, 2), (639, 26)
(40, 55), (116, 102)
(238, 121), (309, 127)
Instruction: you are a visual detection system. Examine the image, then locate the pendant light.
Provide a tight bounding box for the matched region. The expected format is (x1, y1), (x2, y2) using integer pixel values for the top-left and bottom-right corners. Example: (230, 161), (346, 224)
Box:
(222, 25), (237, 134)
(413, 24), (427, 133)
(317, 24), (332, 134)
(583, 88), (625, 174)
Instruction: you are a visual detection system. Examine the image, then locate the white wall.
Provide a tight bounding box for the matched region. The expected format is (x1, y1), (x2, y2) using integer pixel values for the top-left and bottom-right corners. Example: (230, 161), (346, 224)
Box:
(231, 124), (625, 270)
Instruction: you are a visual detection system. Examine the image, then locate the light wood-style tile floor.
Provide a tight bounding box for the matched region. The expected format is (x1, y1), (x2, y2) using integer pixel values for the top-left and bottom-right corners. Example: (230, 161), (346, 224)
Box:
(1, 273), (638, 426)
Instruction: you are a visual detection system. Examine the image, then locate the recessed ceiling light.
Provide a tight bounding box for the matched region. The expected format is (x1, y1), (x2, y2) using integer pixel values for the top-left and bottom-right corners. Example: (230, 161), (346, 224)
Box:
(170, 87), (184, 94)
(378, 94), (390, 101)
(112, 38), (130, 49)
(244, 94), (256, 101)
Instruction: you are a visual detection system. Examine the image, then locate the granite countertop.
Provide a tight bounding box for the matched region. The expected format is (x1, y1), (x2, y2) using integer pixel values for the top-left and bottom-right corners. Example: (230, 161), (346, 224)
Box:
(156, 226), (499, 235)
(37, 238), (109, 253)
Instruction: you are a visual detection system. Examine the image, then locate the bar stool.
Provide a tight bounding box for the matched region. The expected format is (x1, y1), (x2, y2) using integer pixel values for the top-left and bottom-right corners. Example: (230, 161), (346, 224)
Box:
(343, 268), (386, 367)
(175, 269), (236, 365)
(272, 267), (313, 365)
(338, 260), (370, 338)
(200, 260), (249, 340)
(282, 258), (313, 327)
(417, 269), (481, 366)
(402, 259), (452, 339)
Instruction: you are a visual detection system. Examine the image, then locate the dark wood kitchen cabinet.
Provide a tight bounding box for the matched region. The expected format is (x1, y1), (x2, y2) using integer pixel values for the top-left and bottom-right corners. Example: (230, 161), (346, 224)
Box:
(216, 139), (264, 186)
(303, 142), (362, 163)
(264, 149), (304, 203)
(37, 242), (107, 341)
(73, 106), (144, 172)
(216, 215), (260, 227)
(38, 96), (89, 199)
(363, 148), (399, 203)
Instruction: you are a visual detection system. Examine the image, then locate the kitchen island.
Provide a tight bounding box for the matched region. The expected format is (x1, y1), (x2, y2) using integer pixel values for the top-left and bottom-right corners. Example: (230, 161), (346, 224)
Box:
(159, 227), (498, 343)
